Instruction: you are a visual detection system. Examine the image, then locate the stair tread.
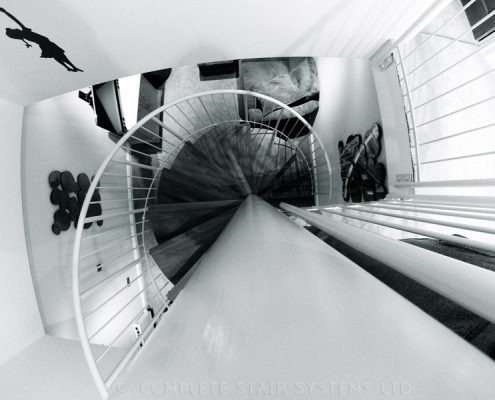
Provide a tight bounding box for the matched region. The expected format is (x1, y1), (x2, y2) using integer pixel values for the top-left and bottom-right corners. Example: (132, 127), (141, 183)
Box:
(149, 199), (241, 212)
(148, 117), (317, 273)
(149, 207), (237, 283)
(149, 200), (242, 243)
(158, 168), (242, 203)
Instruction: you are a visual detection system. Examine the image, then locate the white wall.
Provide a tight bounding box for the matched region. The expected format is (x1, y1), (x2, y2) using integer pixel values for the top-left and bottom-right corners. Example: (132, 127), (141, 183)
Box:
(313, 58), (382, 203)
(372, 63), (414, 197)
(0, 98), (44, 365)
(22, 92), (145, 346)
(22, 91), (109, 331)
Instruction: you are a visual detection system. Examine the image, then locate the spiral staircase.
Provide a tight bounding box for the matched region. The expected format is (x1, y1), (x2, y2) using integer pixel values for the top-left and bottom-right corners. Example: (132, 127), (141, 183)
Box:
(72, 90), (331, 396)
(148, 117), (322, 283)
(72, 91), (495, 400)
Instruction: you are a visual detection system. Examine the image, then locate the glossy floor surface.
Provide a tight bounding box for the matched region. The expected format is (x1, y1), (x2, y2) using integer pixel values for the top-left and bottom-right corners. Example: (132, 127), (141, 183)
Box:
(114, 196), (495, 399)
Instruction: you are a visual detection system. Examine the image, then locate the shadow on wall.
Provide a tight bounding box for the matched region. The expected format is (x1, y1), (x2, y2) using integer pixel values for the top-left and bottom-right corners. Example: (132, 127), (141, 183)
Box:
(0, 1), (122, 104)
(0, 7), (83, 72)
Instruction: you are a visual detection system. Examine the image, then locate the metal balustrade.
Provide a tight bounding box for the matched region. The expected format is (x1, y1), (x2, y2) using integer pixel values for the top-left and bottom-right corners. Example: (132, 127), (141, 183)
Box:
(72, 90), (331, 398)
(285, 0), (495, 329)
(281, 202), (495, 325)
(393, 0), (495, 188)
(279, 3), (495, 380)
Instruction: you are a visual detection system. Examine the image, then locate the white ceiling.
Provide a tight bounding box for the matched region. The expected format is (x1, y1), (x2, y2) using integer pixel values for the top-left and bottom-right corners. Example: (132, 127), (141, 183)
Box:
(0, 0), (437, 105)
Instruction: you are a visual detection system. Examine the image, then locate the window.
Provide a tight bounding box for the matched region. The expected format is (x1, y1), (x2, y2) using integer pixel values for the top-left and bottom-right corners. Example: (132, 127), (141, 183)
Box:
(461, 0), (495, 41)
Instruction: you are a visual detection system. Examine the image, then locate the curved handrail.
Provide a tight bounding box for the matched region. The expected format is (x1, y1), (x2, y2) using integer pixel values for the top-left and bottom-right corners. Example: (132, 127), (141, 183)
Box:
(72, 89), (332, 398)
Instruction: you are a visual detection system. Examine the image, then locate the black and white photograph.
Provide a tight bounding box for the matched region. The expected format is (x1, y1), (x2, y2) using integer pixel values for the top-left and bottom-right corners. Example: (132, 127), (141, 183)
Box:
(0, 1), (494, 399)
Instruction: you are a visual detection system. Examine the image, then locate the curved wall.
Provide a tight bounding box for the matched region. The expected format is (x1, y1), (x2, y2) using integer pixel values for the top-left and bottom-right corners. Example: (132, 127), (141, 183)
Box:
(0, 99), (44, 365)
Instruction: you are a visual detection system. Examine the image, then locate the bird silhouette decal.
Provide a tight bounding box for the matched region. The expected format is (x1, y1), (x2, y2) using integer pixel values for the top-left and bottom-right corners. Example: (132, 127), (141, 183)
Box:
(0, 7), (83, 72)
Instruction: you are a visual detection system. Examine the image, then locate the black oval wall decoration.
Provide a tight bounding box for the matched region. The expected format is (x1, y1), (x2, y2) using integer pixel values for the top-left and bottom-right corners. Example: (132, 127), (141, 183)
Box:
(58, 190), (70, 210)
(48, 170), (61, 188)
(77, 173), (90, 192)
(51, 223), (61, 235)
(60, 171), (75, 192)
(48, 169), (103, 234)
(50, 188), (62, 205)
(54, 209), (71, 231)
(77, 190), (86, 204)
(68, 197), (81, 222)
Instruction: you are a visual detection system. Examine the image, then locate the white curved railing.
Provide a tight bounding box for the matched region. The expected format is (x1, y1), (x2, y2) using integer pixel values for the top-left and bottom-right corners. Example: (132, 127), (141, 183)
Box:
(72, 90), (332, 398)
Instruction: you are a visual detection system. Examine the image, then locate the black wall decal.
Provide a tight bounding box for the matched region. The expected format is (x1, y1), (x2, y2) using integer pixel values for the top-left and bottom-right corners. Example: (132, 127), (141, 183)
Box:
(0, 7), (83, 72)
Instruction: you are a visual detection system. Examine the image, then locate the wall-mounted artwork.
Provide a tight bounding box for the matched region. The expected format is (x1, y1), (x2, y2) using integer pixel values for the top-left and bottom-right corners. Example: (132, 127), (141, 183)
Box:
(0, 7), (83, 72)
(49, 170), (102, 235)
